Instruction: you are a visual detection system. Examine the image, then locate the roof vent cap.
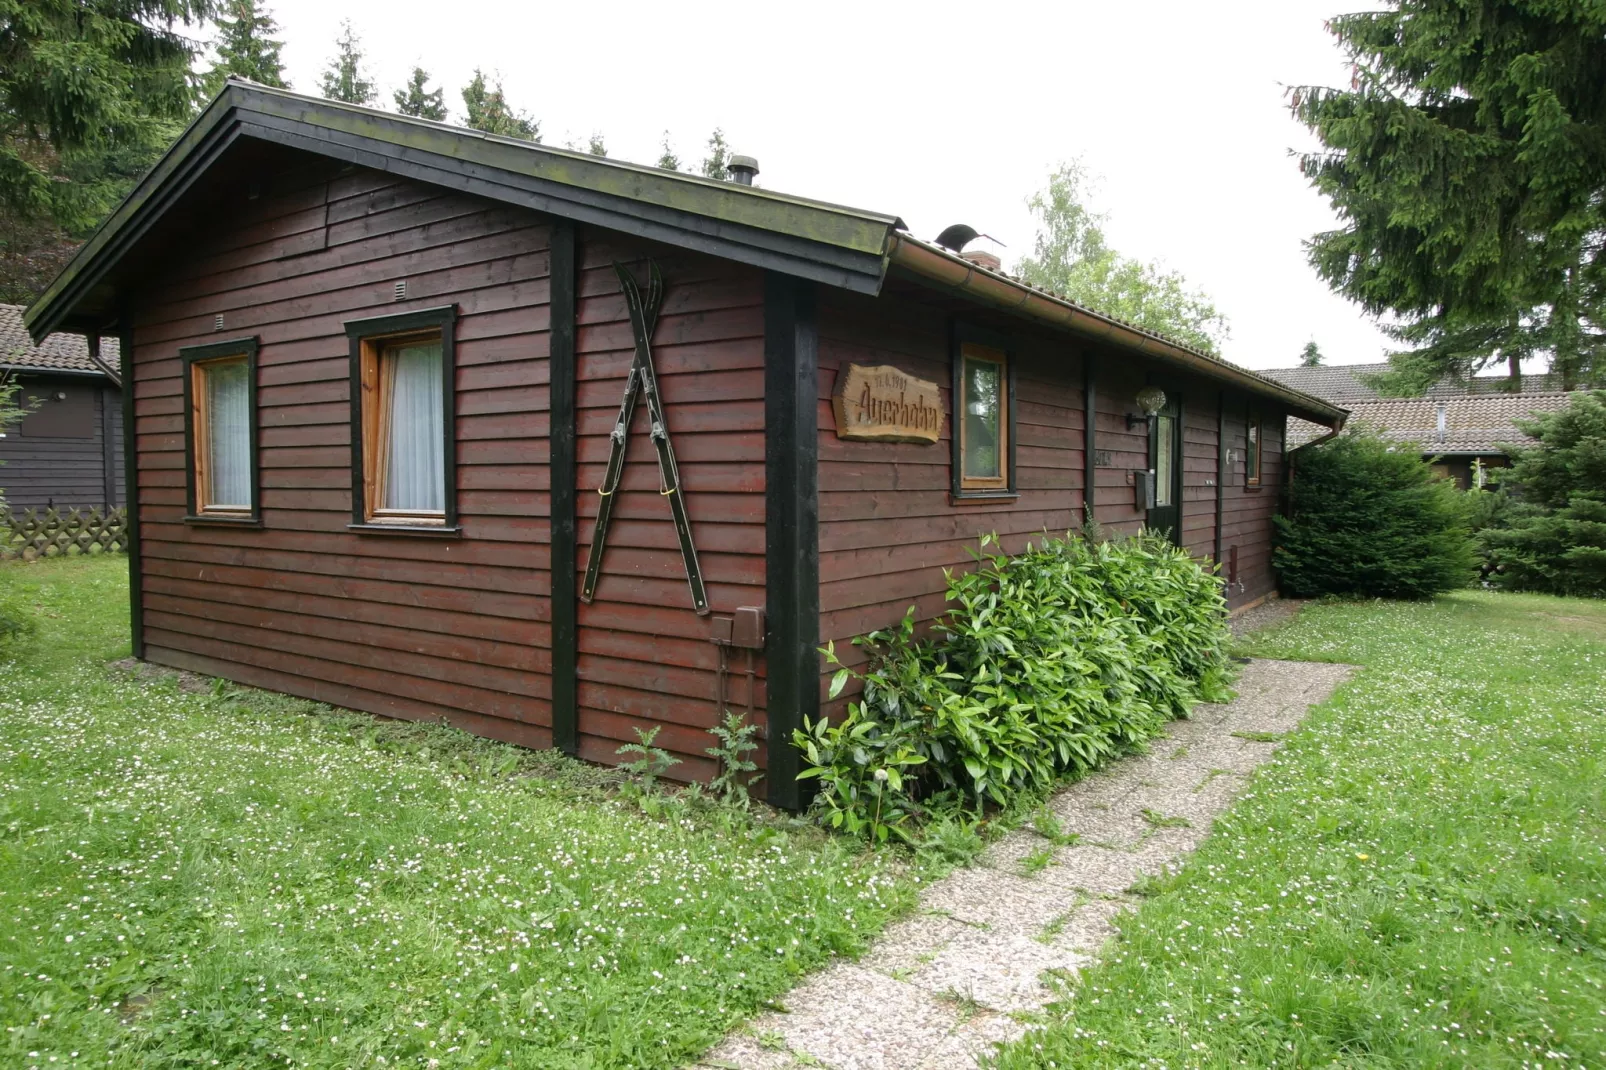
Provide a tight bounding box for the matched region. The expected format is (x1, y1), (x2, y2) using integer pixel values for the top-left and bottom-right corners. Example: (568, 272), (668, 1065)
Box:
(727, 155), (759, 185)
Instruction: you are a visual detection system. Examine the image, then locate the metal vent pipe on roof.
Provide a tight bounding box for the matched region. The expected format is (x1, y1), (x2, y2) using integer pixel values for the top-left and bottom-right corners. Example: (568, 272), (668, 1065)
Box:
(1435, 400), (1448, 442)
(727, 155), (759, 185)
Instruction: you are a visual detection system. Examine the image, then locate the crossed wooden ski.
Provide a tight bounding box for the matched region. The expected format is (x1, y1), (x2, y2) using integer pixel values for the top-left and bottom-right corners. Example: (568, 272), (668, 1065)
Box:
(580, 260), (710, 616)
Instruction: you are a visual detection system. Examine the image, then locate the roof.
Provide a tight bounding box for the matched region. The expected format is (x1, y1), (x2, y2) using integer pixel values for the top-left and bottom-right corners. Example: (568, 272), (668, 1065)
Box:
(1264, 361), (1566, 403)
(24, 80), (1343, 425)
(1286, 392), (1577, 453)
(0, 304), (119, 381)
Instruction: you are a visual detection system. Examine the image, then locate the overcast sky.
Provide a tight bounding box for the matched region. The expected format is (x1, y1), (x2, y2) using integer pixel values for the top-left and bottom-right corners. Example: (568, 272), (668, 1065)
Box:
(249, 0), (1396, 371)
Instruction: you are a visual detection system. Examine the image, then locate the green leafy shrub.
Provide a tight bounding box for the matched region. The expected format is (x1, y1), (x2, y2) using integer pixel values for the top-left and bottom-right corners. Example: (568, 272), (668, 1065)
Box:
(1274, 429), (1476, 598)
(1479, 390), (1606, 597)
(0, 593), (35, 645)
(795, 531), (1231, 842)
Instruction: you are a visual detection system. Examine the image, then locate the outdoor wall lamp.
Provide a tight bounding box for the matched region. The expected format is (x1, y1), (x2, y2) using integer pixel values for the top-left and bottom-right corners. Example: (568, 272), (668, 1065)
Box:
(1126, 386), (1167, 430)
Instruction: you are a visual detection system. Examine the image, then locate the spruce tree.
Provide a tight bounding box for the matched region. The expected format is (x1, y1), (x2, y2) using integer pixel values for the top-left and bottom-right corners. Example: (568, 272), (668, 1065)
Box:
(393, 67), (446, 121)
(318, 20), (376, 106)
(1293, 1), (1606, 390)
(700, 129), (730, 180)
(202, 0), (288, 98)
(1, 0), (212, 300)
(1300, 341), (1323, 367)
(460, 70), (538, 140)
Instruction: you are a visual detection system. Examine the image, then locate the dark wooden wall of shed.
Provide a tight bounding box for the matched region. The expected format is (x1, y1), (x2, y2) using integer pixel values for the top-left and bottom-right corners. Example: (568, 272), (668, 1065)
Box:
(814, 284), (1289, 707)
(572, 236), (767, 781)
(0, 374), (124, 509)
(128, 160), (558, 750)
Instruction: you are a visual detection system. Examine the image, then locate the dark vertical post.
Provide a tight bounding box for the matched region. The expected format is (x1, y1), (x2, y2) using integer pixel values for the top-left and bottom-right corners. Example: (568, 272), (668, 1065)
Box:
(1214, 389), (1227, 565)
(549, 222), (579, 755)
(764, 272), (818, 811)
(118, 318), (143, 659)
(92, 337), (117, 508)
(1083, 359), (1097, 525)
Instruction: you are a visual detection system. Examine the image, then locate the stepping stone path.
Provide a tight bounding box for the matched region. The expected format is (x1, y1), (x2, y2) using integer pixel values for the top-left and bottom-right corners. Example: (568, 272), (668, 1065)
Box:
(695, 658), (1355, 1070)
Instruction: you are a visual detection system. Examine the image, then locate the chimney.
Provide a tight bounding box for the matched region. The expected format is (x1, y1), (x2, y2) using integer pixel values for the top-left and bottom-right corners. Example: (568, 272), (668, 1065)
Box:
(727, 155), (759, 185)
(1435, 400), (1448, 443)
(960, 249), (1001, 272)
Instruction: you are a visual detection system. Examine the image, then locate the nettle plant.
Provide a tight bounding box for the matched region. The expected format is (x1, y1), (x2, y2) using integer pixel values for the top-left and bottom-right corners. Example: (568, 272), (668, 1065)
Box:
(796, 530), (1232, 843)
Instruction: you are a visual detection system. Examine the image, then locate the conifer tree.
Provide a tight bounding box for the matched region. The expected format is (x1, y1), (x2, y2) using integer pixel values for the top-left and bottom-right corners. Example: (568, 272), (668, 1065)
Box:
(700, 129), (731, 180)
(202, 0), (288, 97)
(1, 0), (213, 300)
(318, 20), (376, 106)
(1293, 1), (1606, 391)
(460, 70), (538, 140)
(1300, 341), (1323, 367)
(393, 66), (446, 121)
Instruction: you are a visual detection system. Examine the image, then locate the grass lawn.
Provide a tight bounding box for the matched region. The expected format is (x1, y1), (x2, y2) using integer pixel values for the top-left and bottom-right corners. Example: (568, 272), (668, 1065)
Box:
(0, 556), (912, 1069)
(991, 590), (1606, 1068)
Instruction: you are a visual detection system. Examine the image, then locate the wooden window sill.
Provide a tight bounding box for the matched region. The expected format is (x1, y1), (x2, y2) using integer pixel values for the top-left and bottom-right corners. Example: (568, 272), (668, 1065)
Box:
(950, 491), (1019, 506)
(184, 514), (262, 527)
(348, 522), (462, 538)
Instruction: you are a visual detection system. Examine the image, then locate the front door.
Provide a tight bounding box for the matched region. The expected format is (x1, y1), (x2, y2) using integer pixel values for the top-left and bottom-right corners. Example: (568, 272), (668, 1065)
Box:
(1147, 394), (1182, 545)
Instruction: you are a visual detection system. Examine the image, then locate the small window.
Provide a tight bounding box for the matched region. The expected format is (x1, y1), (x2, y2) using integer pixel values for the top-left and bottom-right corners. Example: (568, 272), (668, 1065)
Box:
(1245, 412), (1262, 487)
(957, 342), (1010, 492)
(181, 338), (259, 522)
(1154, 409), (1176, 507)
(346, 307), (458, 532)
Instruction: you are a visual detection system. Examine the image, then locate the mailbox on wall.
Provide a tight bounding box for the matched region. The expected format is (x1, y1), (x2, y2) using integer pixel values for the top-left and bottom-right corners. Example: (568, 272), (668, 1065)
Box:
(1134, 470), (1156, 511)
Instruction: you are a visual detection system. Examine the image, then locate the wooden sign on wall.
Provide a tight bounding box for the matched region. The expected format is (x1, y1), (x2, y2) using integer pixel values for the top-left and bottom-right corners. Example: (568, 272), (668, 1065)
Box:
(831, 363), (943, 443)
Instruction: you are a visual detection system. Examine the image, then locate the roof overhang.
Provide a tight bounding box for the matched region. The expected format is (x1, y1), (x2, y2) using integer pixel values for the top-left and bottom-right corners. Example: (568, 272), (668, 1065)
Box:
(24, 81), (1349, 426)
(25, 81), (902, 342)
(885, 234), (1348, 427)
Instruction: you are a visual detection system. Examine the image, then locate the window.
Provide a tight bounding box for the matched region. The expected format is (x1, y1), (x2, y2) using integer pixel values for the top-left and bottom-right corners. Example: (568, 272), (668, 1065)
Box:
(1245, 411), (1262, 487)
(954, 340), (1013, 495)
(1154, 407), (1176, 507)
(181, 338), (259, 523)
(346, 306), (458, 532)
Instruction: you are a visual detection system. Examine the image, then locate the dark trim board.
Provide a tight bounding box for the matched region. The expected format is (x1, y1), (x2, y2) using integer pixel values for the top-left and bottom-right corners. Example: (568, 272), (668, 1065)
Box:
(1084, 362), (1097, 524)
(764, 272), (819, 811)
(92, 337), (118, 509)
(1215, 389), (1227, 564)
(548, 222), (579, 756)
(343, 304), (459, 530)
(119, 318), (143, 659)
(178, 335), (261, 524)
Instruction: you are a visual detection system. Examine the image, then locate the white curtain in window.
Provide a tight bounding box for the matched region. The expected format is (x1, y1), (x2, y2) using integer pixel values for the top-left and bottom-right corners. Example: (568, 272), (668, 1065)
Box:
(383, 341), (444, 512)
(205, 360), (251, 509)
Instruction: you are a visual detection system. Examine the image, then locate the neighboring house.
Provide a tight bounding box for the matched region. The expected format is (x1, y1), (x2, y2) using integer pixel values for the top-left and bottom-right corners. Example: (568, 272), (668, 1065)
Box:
(1268, 363), (1574, 489)
(0, 304), (124, 510)
(23, 81), (1343, 803)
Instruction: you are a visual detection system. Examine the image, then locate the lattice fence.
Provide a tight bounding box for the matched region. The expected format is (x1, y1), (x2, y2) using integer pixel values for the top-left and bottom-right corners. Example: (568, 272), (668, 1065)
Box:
(2, 506), (129, 560)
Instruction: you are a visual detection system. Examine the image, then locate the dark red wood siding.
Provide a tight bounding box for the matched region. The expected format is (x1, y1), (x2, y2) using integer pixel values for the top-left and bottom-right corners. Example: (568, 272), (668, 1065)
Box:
(125, 156), (766, 777)
(815, 283), (1292, 706)
(572, 238), (767, 780)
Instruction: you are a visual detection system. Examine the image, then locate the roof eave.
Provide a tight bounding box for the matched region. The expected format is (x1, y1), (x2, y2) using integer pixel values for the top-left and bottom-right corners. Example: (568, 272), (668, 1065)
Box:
(885, 234), (1348, 425)
(27, 81), (903, 343)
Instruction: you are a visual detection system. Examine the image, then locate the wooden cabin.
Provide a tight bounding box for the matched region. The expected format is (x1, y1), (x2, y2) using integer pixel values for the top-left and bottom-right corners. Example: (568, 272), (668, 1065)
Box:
(0, 305), (124, 511)
(25, 82), (1345, 807)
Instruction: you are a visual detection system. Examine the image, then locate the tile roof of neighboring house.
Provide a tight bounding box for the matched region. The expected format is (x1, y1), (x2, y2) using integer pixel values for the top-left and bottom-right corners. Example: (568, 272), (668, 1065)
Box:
(1287, 392), (1578, 453)
(0, 304), (119, 379)
(1264, 362), (1565, 402)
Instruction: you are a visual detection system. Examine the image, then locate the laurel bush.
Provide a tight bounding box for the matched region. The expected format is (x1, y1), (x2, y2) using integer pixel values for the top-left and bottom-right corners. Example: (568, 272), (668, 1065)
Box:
(795, 530), (1232, 842)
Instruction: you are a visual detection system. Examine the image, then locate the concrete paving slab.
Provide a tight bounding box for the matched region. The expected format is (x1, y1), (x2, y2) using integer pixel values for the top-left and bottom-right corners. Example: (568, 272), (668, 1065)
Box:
(690, 658), (1354, 1069)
